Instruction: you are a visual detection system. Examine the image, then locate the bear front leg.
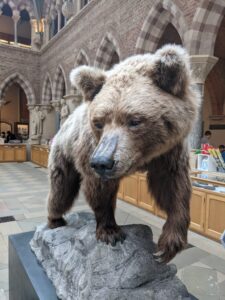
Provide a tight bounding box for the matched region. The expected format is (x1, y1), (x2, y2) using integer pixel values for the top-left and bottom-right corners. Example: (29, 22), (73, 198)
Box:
(47, 150), (81, 229)
(147, 142), (191, 263)
(83, 177), (125, 246)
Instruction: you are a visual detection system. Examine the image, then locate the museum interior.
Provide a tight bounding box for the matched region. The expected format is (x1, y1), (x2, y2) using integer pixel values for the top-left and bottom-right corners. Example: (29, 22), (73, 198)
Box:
(0, 0), (225, 299)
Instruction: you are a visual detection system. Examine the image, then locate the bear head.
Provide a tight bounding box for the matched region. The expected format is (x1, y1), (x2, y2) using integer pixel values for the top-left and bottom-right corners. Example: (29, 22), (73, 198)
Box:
(70, 45), (200, 179)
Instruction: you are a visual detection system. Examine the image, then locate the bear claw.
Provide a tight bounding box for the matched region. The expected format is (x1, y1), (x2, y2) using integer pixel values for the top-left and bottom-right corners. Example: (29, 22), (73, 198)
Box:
(96, 226), (126, 246)
(48, 217), (67, 229)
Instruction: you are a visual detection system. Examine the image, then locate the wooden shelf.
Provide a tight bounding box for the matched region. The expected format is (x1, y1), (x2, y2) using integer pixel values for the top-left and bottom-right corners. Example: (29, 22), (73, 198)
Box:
(31, 145), (49, 168)
(118, 171), (225, 242)
(0, 144), (26, 162)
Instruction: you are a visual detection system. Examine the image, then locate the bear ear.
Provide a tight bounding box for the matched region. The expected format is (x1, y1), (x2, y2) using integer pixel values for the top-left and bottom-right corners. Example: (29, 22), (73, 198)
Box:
(70, 66), (106, 101)
(150, 44), (191, 98)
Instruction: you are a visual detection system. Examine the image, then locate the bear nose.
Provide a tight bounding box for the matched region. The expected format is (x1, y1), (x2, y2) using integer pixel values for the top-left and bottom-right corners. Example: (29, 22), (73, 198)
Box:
(90, 156), (115, 172)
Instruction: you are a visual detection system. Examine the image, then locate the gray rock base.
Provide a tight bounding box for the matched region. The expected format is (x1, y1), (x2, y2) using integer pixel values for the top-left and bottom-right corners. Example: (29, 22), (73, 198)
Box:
(30, 212), (191, 300)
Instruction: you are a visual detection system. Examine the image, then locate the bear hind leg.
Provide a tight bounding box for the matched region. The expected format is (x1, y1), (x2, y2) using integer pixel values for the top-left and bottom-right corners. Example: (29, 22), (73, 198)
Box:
(48, 153), (81, 229)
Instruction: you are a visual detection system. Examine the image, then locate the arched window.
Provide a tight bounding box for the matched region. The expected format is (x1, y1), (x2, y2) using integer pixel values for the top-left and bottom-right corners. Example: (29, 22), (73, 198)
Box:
(52, 67), (67, 101)
(81, 0), (89, 9)
(157, 23), (182, 50)
(203, 15), (225, 146)
(18, 9), (31, 45)
(61, 13), (65, 29)
(0, 83), (29, 139)
(95, 34), (120, 70)
(108, 51), (119, 69)
(53, 16), (58, 36)
(42, 75), (52, 104)
(0, 4), (14, 43)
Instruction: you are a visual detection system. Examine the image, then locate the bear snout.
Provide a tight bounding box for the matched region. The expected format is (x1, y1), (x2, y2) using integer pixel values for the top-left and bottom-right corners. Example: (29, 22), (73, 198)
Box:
(90, 156), (115, 176)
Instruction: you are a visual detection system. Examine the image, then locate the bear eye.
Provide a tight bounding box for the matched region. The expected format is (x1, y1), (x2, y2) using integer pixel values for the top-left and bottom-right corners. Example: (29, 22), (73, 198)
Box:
(128, 119), (142, 128)
(93, 121), (104, 130)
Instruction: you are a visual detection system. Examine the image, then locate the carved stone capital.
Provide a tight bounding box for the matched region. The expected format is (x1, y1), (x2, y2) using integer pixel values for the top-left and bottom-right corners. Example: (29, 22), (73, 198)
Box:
(56, 0), (63, 10)
(27, 104), (36, 112)
(64, 93), (81, 103)
(41, 104), (53, 113)
(12, 10), (20, 23)
(51, 100), (61, 112)
(62, 0), (74, 20)
(190, 55), (218, 84)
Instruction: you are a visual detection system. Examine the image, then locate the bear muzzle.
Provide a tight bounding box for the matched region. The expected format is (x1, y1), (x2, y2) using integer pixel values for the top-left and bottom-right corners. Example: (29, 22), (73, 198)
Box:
(90, 135), (118, 178)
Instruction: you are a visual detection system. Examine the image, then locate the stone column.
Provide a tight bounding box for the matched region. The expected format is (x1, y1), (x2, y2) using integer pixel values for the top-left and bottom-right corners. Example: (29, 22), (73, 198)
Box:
(50, 14), (55, 38)
(56, 0), (63, 29)
(12, 11), (20, 45)
(57, 10), (62, 31)
(64, 89), (82, 113)
(189, 55), (218, 149)
(30, 19), (42, 50)
(43, 18), (50, 44)
(51, 100), (61, 133)
(62, 0), (75, 23)
(27, 104), (40, 145)
(39, 104), (53, 143)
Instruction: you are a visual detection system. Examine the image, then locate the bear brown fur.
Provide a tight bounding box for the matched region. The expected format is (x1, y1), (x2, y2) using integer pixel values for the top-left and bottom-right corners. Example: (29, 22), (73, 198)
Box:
(47, 45), (200, 263)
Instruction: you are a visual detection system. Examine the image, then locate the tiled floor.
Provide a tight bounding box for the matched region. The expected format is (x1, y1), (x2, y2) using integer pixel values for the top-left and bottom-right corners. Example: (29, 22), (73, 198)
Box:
(0, 162), (225, 299)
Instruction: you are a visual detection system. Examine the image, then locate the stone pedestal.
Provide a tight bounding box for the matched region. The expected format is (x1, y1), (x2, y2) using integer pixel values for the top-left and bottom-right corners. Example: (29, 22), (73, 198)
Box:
(9, 232), (57, 300)
(28, 212), (194, 300)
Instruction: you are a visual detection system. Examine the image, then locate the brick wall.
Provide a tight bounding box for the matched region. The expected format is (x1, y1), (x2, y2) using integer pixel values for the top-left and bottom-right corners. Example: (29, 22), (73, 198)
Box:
(39, 0), (206, 96)
(0, 0), (223, 105)
(0, 44), (40, 102)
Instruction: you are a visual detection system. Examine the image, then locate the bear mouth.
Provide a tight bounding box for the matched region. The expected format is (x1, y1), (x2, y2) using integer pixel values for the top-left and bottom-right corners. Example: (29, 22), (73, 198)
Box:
(93, 162), (133, 181)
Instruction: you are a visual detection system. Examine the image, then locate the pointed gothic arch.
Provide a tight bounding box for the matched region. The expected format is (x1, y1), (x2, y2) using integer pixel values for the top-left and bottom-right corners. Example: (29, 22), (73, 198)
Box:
(135, 0), (187, 54)
(0, 0), (16, 12)
(42, 73), (53, 104)
(95, 33), (120, 70)
(52, 65), (67, 100)
(17, 1), (34, 18)
(75, 49), (90, 66)
(189, 0), (225, 55)
(0, 72), (35, 104)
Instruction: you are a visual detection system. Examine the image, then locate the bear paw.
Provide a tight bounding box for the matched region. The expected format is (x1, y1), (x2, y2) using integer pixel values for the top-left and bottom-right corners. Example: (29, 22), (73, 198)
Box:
(96, 226), (126, 246)
(48, 217), (67, 229)
(154, 230), (187, 263)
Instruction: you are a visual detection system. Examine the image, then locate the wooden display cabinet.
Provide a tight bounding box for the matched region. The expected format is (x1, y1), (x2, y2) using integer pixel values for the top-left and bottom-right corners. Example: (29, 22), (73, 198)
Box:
(189, 188), (206, 233)
(4, 145), (14, 161)
(14, 145), (27, 161)
(117, 170), (225, 242)
(205, 192), (225, 240)
(138, 173), (155, 213)
(31, 145), (49, 168)
(0, 144), (27, 162)
(117, 179), (124, 200)
(0, 146), (3, 161)
(123, 174), (139, 205)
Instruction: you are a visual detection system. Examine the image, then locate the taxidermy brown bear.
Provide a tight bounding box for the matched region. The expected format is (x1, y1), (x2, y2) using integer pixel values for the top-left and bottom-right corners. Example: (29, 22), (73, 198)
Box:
(47, 45), (200, 263)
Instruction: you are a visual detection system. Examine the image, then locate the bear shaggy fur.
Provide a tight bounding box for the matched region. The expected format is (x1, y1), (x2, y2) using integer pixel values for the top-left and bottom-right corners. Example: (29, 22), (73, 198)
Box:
(47, 45), (200, 263)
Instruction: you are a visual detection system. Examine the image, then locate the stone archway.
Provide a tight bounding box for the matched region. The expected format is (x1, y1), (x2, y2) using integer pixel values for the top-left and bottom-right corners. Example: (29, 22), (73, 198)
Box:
(135, 0), (187, 54)
(95, 33), (120, 70)
(52, 65), (67, 101)
(189, 0), (225, 55)
(42, 73), (53, 104)
(0, 72), (35, 104)
(156, 23), (182, 50)
(75, 49), (90, 66)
